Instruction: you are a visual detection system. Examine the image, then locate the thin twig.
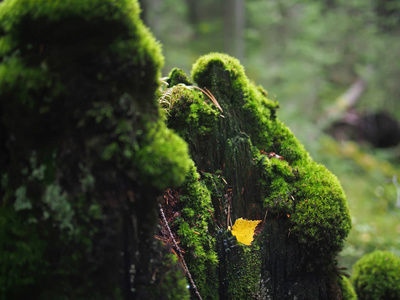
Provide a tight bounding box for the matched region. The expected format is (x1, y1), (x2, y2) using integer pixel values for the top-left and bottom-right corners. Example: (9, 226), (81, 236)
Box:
(159, 204), (203, 300)
(263, 208), (268, 224)
(227, 204), (231, 230)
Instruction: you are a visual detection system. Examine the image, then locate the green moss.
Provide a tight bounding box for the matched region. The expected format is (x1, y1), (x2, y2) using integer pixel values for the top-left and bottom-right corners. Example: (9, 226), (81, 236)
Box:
(175, 53), (351, 265)
(165, 53), (352, 297)
(167, 68), (192, 87)
(174, 162), (219, 299)
(216, 231), (263, 299)
(0, 0), (191, 297)
(290, 161), (352, 263)
(133, 122), (191, 188)
(338, 276), (357, 300)
(143, 253), (190, 300)
(0, 207), (48, 298)
(352, 250), (400, 300)
(191, 52), (279, 150)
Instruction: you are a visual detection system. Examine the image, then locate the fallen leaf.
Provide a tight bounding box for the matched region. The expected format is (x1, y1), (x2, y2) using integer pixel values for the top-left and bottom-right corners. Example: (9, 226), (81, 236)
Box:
(230, 218), (262, 245)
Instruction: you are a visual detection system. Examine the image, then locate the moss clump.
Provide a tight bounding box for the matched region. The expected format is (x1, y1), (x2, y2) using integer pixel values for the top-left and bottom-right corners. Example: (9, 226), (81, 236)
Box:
(0, 0), (191, 298)
(338, 276), (357, 300)
(352, 250), (400, 300)
(164, 52), (352, 298)
(167, 67), (193, 87)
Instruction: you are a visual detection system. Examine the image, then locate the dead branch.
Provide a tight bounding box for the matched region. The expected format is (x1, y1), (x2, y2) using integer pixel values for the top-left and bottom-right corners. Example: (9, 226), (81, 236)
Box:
(159, 204), (203, 300)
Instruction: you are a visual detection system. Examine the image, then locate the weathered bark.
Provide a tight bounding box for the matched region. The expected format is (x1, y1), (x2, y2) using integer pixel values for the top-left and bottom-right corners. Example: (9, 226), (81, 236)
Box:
(223, 0), (245, 60)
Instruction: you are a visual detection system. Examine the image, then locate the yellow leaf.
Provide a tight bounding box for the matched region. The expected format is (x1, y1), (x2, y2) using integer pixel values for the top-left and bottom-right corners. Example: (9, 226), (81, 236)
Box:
(230, 218), (262, 245)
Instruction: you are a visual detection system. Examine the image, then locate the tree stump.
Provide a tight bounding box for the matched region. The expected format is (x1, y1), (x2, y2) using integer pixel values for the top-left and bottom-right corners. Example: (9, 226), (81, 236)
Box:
(161, 53), (352, 299)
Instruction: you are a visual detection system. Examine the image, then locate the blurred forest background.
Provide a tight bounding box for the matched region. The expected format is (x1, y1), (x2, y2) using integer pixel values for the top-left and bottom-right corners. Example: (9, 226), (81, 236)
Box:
(139, 0), (400, 272)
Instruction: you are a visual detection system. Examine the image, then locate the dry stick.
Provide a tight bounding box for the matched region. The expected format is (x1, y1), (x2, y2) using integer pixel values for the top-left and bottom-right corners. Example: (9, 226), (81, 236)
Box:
(263, 209), (268, 224)
(159, 204), (203, 300)
(227, 204), (231, 230)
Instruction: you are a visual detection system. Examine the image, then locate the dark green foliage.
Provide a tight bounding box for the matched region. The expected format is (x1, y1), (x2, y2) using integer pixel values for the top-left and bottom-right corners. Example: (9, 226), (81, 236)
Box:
(0, 207), (47, 297)
(352, 250), (400, 300)
(0, 0), (191, 298)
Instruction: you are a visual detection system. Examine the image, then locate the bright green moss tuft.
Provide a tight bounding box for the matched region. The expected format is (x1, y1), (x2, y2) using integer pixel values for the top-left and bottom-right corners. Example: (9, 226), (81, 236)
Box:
(166, 84), (220, 147)
(289, 161), (352, 263)
(352, 250), (400, 300)
(338, 276), (357, 300)
(133, 122), (191, 189)
(192, 52), (247, 99)
(167, 68), (192, 87)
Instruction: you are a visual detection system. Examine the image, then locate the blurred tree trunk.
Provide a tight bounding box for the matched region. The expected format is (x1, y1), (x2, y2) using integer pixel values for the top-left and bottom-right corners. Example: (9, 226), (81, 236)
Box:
(234, 0), (245, 61)
(138, 0), (148, 24)
(185, 0), (200, 29)
(144, 0), (164, 33)
(223, 0), (245, 61)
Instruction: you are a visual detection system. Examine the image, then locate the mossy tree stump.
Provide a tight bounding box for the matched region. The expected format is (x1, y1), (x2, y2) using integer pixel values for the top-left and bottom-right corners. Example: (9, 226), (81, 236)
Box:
(162, 53), (352, 299)
(0, 0), (352, 298)
(0, 0), (191, 298)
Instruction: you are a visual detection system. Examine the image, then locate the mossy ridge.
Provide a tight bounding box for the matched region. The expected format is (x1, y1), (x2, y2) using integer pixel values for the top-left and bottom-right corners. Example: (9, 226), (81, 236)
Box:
(352, 250), (400, 300)
(171, 162), (219, 299)
(165, 53), (352, 298)
(0, 0), (191, 298)
(158, 162), (218, 298)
